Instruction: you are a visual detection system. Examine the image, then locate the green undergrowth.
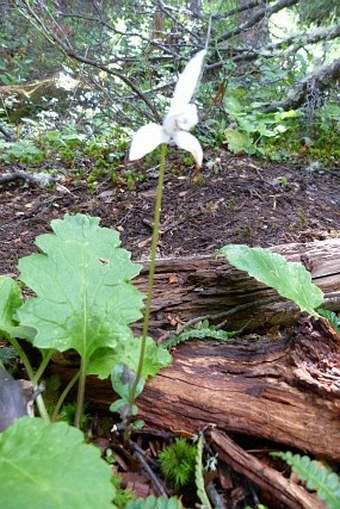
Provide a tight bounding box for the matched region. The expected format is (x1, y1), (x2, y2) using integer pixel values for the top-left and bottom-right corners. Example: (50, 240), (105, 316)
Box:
(1, 96), (338, 195)
(271, 451), (340, 509)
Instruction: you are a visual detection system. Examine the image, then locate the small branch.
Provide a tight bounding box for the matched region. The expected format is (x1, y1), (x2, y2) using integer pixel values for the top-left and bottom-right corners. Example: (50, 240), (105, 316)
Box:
(129, 441), (169, 497)
(0, 123), (14, 141)
(216, 0), (300, 43)
(0, 168), (58, 188)
(263, 58), (340, 113)
(212, 0), (265, 20)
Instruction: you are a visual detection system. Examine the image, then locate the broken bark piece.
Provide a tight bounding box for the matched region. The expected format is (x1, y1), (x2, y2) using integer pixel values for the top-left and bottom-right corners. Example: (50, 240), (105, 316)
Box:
(208, 429), (325, 509)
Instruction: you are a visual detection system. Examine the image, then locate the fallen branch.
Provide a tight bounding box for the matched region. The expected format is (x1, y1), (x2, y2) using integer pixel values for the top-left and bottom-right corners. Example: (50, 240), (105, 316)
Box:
(0, 168), (58, 188)
(208, 429), (325, 509)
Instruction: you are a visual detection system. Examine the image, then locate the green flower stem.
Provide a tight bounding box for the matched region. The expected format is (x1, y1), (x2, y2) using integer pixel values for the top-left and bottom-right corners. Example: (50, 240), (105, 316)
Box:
(35, 393), (50, 422)
(52, 371), (80, 422)
(8, 336), (34, 380)
(131, 143), (167, 401)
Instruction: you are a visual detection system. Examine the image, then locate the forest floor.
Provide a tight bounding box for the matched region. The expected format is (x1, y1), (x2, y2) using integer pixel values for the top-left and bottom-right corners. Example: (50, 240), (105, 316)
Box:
(0, 149), (339, 276)
(0, 150), (340, 506)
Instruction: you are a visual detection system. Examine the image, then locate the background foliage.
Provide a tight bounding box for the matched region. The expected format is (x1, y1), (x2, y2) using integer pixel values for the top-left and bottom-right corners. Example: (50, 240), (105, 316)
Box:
(0, 0), (339, 173)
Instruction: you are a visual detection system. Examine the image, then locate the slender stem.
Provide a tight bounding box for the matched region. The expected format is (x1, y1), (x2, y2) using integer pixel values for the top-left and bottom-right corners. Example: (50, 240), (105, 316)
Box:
(74, 356), (87, 428)
(8, 337), (51, 423)
(32, 350), (54, 385)
(8, 337), (34, 380)
(35, 393), (50, 422)
(52, 371), (80, 422)
(131, 143), (167, 400)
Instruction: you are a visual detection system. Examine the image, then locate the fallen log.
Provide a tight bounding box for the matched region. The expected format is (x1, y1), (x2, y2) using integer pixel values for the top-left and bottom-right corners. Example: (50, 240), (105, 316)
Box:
(133, 238), (340, 339)
(136, 316), (340, 462)
(52, 239), (340, 461)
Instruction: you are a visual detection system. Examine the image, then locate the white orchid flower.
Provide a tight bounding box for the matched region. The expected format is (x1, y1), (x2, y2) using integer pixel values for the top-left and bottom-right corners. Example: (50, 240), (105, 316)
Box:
(129, 50), (206, 169)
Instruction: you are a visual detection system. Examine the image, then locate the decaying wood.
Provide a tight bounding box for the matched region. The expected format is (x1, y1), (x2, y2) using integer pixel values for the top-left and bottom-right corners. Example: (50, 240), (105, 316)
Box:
(208, 429), (324, 509)
(135, 316), (340, 462)
(53, 239), (340, 462)
(133, 238), (340, 339)
(53, 316), (340, 462)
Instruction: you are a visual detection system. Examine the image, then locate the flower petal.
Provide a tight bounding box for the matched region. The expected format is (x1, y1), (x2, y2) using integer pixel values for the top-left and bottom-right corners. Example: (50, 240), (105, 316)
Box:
(172, 131), (203, 168)
(129, 123), (169, 160)
(169, 50), (207, 112)
(163, 104), (198, 136)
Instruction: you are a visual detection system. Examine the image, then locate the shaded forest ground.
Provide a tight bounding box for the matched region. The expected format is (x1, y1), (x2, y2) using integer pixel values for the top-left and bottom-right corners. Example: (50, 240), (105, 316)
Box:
(0, 150), (339, 275)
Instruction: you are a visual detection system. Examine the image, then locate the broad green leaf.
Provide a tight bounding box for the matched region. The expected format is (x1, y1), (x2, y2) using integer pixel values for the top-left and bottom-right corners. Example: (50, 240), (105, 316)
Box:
(219, 244), (324, 315)
(0, 276), (35, 341)
(111, 363), (144, 401)
(17, 214), (144, 373)
(0, 417), (115, 509)
(89, 336), (172, 379)
(224, 129), (255, 154)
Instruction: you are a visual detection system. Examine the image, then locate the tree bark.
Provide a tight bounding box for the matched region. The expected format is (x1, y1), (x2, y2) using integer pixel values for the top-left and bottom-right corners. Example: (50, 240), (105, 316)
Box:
(132, 238), (340, 339)
(138, 316), (340, 462)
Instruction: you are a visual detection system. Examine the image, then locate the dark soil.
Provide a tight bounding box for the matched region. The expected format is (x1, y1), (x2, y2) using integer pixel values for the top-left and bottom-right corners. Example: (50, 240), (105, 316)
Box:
(0, 150), (339, 276)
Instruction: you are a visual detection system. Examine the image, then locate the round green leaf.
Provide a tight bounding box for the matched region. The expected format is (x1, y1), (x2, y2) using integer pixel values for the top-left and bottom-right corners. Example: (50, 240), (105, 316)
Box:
(0, 417), (115, 509)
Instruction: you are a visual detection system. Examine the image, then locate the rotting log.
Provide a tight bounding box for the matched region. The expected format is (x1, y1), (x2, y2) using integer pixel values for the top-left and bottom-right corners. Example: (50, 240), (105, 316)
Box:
(53, 316), (340, 461)
(136, 316), (340, 462)
(132, 238), (340, 339)
(52, 239), (340, 461)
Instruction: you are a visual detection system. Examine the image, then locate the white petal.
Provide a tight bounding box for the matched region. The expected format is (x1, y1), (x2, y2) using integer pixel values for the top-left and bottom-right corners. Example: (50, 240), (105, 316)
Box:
(169, 50), (207, 112)
(163, 104), (198, 136)
(129, 123), (169, 160)
(172, 131), (203, 168)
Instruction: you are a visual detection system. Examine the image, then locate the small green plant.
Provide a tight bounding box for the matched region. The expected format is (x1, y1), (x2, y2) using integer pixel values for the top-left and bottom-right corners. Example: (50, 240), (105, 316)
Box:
(223, 91), (301, 160)
(163, 320), (241, 349)
(0, 139), (45, 165)
(317, 309), (340, 333)
(195, 437), (212, 509)
(0, 214), (171, 428)
(218, 244), (324, 316)
(271, 451), (340, 509)
(159, 437), (197, 490)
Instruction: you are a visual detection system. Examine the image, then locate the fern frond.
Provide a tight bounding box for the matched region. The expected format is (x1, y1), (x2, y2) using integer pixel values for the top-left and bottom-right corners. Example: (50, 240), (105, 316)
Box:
(317, 308), (340, 333)
(195, 437), (212, 509)
(271, 451), (340, 509)
(163, 323), (239, 349)
(126, 495), (184, 509)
